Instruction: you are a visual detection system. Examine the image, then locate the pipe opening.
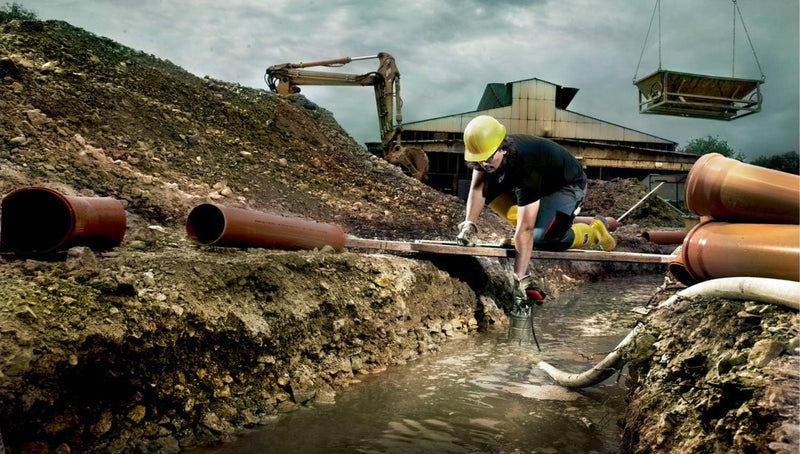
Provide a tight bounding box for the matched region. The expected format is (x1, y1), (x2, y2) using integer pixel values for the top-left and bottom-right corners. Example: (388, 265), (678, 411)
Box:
(668, 261), (697, 287)
(1, 188), (74, 254)
(186, 204), (226, 245)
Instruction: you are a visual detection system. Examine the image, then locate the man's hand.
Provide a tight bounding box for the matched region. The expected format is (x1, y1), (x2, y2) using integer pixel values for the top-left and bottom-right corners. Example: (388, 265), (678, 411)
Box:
(514, 274), (547, 305)
(456, 221), (478, 247)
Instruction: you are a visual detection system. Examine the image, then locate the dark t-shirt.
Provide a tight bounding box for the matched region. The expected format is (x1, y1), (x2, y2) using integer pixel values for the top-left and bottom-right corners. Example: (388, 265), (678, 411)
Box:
(485, 134), (586, 206)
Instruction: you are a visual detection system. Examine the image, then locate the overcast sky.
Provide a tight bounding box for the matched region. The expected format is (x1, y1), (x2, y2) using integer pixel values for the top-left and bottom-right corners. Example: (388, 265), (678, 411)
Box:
(17, 0), (800, 161)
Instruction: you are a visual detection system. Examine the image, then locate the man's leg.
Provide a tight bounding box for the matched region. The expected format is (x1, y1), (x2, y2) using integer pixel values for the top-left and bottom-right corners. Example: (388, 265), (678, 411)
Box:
(532, 185), (584, 251)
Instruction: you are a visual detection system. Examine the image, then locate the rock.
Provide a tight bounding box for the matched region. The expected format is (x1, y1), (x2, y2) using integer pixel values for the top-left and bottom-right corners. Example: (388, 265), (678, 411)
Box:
(314, 385), (336, 404)
(127, 405), (146, 424)
(289, 374), (317, 404)
(200, 412), (225, 433)
(66, 246), (98, 270)
(142, 271), (156, 286)
(89, 410), (113, 436)
(748, 339), (786, 367)
(9, 134), (26, 145)
(25, 109), (50, 129)
(129, 240), (147, 250)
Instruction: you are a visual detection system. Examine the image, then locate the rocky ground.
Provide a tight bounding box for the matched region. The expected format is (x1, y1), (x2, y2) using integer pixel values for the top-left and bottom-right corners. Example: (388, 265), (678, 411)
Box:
(0, 18), (796, 454)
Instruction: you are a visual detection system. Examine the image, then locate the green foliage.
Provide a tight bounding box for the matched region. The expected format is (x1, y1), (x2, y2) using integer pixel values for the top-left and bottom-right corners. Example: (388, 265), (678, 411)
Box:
(679, 135), (744, 161)
(0, 2), (37, 23)
(750, 151), (799, 175)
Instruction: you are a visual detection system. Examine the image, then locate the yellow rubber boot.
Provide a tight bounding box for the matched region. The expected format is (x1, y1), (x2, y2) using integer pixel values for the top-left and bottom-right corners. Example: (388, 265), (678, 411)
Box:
(569, 217), (616, 251)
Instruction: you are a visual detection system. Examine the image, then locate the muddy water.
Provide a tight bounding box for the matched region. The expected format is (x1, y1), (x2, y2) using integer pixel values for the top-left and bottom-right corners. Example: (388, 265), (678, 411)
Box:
(204, 274), (663, 454)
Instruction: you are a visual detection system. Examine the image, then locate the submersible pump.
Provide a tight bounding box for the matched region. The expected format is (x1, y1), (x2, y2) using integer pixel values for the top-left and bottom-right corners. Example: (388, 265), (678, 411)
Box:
(508, 288), (545, 351)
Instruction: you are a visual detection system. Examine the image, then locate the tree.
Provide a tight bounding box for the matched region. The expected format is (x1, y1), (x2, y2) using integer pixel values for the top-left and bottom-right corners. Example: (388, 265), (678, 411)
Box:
(750, 151), (799, 175)
(678, 135), (745, 161)
(0, 2), (37, 23)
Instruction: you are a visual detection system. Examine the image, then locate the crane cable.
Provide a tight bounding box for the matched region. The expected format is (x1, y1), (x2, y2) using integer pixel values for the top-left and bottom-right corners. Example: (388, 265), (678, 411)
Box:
(733, 0), (766, 81)
(633, 0), (661, 83)
(634, 0), (765, 83)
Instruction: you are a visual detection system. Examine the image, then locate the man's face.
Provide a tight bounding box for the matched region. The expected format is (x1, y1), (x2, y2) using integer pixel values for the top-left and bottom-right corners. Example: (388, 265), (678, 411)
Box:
(479, 148), (506, 173)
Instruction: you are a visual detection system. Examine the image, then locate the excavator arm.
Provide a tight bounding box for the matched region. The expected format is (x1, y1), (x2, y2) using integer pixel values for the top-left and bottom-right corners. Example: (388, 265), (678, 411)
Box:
(265, 52), (402, 151)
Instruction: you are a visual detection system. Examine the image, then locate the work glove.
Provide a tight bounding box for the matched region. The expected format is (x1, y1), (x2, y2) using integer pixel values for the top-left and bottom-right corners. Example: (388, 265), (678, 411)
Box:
(456, 220), (478, 247)
(513, 274), (547, 307)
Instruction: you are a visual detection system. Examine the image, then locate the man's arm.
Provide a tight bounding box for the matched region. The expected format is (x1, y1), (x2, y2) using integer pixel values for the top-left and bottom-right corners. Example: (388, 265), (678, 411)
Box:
(513, 200), (539, 277)
(464, 169), (487, 222)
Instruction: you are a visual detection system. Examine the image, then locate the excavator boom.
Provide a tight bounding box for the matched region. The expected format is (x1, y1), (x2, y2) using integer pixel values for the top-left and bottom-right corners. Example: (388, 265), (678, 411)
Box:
(265, 52), (428, 182)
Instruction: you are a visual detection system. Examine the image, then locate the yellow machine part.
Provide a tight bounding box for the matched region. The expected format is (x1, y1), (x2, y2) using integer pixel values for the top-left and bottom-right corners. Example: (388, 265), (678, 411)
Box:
(488, 192), (518, 227)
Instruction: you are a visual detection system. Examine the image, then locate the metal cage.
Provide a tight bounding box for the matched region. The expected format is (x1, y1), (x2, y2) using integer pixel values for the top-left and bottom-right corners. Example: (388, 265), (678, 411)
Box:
(634, 69), (763, 121)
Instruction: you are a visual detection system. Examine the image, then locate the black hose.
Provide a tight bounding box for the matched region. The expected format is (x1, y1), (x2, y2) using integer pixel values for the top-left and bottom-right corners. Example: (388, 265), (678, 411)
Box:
(529, 306), (541, 352)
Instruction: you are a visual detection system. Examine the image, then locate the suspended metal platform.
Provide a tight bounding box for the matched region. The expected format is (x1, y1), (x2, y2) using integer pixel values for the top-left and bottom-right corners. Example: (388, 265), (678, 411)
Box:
(634, 69), (763, 121)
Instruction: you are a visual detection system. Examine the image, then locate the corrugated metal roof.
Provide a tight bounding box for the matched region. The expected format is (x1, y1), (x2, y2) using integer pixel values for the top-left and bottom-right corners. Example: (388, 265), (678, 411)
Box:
(404, 77), (676, 146)
(477, 83), (512, 110)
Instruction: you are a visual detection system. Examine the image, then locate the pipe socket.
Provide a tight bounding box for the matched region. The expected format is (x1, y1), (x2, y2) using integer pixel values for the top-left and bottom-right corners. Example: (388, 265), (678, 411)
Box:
(1, 186), (126, 255)
(684, 153), (800, 224)
(678, 221), (799, 284)
(186, 203), (345, 252)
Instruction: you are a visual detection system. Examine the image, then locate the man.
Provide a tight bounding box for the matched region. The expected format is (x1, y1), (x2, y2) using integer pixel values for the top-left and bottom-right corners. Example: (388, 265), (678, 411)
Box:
(456, 115), (615, 304)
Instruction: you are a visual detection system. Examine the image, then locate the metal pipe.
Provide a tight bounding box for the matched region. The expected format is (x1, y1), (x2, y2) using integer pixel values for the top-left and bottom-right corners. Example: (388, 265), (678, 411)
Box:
(186, 204), (345, 252)
(1, 186), (126, 255)
(641, 230), (685, 244)
(681, 221), (799, 282)
(684, 153), (800, 224)
(540, 277), (800, 388)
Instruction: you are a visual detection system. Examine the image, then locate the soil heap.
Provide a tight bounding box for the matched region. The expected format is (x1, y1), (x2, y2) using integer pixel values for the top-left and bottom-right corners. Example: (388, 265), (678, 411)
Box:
(0, 18), (795, 454)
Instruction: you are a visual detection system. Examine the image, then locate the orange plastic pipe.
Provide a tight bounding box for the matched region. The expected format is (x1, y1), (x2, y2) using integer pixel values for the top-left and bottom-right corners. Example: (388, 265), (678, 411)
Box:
(680, 221), (800, 282)
(684, 153), (800, 224)
(641, 230), (686, 245)
(0, 186), (126, 255)
(186, 204), (345, 252)
(668, 252), (698, 287)
(574, 216), (618, 232)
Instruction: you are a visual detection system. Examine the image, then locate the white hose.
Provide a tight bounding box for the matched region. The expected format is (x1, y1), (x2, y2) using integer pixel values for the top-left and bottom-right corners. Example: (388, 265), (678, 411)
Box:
(538, 323), (645, 389)
(656, 277), (800, 311)
(538, 277), (800, 389)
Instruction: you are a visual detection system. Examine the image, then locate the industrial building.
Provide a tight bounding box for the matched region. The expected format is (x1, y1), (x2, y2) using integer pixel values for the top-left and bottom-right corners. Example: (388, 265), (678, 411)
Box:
(382, 77), (699, 200)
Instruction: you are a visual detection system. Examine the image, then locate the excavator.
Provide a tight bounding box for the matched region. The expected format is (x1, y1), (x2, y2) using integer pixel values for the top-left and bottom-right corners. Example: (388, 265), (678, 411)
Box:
(265, 52), (429, 182)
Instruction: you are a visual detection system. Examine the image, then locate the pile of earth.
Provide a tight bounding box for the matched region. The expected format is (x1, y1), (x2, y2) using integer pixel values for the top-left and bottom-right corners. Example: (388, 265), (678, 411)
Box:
(0, 18), (794, 454)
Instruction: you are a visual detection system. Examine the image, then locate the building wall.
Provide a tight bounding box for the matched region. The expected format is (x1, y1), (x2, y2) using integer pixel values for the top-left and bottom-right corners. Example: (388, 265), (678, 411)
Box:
(384, 77), (696, 197)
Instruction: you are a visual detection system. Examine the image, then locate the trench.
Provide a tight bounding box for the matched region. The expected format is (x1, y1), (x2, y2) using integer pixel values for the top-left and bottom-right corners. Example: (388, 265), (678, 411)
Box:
(197, 273), (662, 454)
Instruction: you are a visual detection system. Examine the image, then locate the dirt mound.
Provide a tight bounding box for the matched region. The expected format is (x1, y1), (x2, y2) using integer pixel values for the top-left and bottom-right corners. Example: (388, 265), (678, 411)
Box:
(0, 20), (677, 247)
(584, 178), (685, 229)
(0, 19), (508, 244)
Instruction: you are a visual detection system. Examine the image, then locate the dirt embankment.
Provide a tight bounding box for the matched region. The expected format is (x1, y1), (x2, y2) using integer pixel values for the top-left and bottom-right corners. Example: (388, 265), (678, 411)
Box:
(622, 289), (799, 454)
(0, 18), (795, 454)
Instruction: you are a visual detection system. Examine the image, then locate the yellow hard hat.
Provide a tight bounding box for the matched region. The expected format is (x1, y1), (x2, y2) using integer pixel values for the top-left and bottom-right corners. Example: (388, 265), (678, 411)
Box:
(463, 115), (506, 162)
